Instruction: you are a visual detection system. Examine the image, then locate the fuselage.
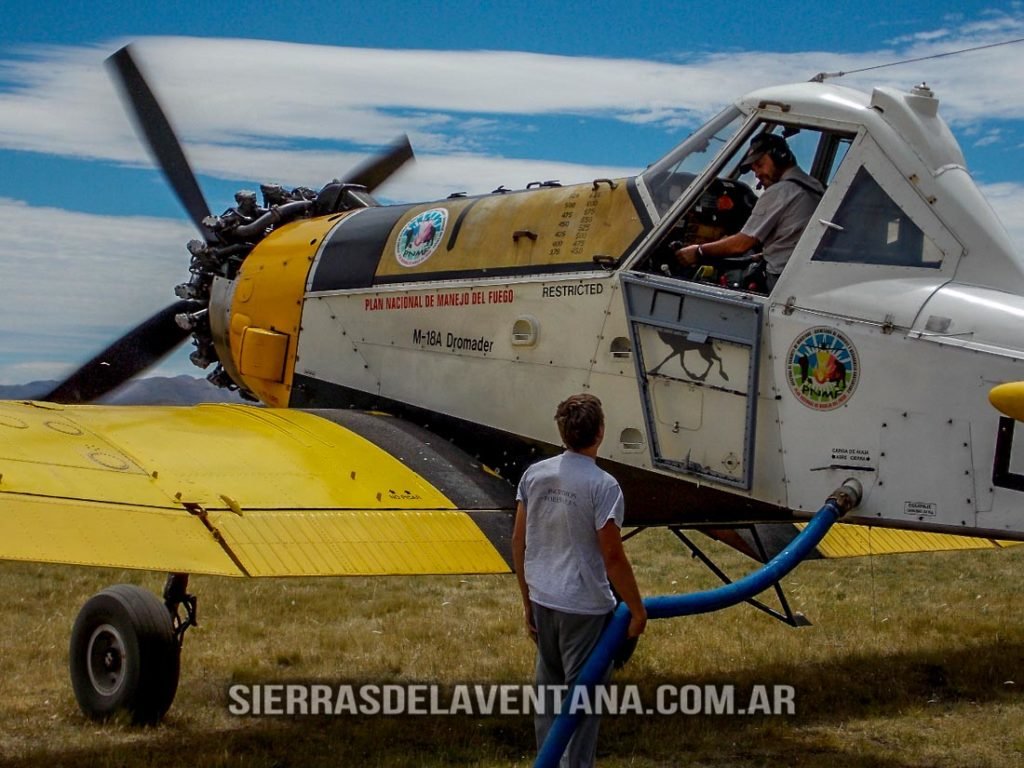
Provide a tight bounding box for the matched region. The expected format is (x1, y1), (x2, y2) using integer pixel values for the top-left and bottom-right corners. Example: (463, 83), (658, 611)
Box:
(204, 81), (1024, 541)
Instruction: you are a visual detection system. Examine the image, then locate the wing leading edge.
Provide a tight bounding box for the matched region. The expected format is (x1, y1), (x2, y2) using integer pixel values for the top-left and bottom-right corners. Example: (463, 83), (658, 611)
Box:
(0, 402), (513, 577)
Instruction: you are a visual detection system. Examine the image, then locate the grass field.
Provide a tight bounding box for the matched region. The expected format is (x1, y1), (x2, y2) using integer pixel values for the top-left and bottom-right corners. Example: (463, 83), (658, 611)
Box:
(0, 528), (1021, 767)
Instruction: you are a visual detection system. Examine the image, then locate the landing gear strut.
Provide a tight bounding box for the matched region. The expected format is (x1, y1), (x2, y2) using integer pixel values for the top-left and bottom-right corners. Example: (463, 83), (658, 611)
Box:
(622, 526), (812, 627)
(69, 575), (197, 724)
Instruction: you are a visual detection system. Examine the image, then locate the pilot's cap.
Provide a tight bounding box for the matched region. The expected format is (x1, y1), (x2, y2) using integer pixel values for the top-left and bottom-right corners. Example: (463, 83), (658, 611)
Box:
(739, 133), (791, 172)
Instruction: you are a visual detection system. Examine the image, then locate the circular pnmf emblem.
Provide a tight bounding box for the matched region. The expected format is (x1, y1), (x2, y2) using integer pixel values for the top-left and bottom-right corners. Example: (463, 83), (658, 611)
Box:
(395, 208), (448, 268)
(786, 327), (859, 410)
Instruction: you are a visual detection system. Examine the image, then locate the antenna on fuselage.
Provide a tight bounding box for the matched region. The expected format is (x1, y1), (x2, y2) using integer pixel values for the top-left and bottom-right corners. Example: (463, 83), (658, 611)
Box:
(810, 36), (1024, 83)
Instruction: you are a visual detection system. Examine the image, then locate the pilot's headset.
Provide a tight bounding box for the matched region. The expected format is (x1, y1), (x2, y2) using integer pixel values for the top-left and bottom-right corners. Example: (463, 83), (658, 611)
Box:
(739, 133), (795, 172)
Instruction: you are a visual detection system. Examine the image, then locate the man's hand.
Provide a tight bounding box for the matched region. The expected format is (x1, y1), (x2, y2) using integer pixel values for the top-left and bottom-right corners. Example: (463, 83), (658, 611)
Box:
(523, 603), (538, 643)
(675, 244), (701, 267)
(513, 501), (536, 643)
(627, 610), (647, 639)
(676, 232), (759, 267)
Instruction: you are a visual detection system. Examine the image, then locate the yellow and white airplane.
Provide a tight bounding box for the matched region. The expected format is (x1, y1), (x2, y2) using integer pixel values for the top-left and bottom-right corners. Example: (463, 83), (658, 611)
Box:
(2, 46), (1023, 724)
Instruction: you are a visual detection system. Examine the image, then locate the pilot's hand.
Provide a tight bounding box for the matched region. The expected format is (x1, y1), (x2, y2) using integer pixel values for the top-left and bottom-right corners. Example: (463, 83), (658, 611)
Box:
(675, 244), (701, 267)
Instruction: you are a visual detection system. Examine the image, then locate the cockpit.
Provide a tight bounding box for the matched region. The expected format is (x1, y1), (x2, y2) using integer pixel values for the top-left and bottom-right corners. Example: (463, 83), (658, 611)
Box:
(634, 106), (855, 293)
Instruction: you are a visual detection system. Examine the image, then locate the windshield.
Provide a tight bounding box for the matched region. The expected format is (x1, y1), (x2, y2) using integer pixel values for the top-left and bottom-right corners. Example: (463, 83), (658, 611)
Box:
(641, 106), (746, 217)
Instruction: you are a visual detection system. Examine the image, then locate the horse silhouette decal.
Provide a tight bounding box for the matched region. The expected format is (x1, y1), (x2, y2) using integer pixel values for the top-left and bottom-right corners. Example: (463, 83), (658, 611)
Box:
(650, 331), (730, 383)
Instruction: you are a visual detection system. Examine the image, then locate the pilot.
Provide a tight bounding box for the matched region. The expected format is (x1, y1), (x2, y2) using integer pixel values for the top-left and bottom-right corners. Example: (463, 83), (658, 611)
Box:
(675, 133), (824, 291)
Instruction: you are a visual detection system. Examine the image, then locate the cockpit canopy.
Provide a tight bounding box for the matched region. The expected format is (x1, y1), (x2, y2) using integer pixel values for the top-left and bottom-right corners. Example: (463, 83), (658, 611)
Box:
(633, 81), (1022, 296)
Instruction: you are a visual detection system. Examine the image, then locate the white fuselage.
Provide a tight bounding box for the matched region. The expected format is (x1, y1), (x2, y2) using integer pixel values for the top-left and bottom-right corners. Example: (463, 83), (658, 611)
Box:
(284, 82), (1024, 540)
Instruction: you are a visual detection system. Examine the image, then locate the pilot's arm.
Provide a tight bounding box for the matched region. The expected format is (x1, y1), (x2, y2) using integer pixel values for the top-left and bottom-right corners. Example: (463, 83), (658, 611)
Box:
(675, 232), (759, 267)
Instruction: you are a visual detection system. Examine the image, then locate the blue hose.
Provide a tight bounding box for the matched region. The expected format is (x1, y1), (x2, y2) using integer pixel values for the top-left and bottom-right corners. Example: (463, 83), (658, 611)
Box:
(534, 493), (850, 767)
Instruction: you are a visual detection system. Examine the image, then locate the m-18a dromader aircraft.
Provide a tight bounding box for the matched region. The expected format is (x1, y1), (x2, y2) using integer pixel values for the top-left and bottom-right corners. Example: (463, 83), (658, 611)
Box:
(2, 46), (1023, 725)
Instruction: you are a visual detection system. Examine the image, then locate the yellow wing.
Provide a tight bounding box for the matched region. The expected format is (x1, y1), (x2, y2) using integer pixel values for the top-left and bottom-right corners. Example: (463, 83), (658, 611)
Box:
(797, 522), (1023, 558)
(0, 401), (512, 577)
(708, 523), (1022, 562)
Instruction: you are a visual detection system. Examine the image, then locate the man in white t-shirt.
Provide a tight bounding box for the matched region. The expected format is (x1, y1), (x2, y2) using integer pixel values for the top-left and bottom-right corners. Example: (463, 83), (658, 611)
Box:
(675, 133), (824, 291)
(513, 393), (647, 767)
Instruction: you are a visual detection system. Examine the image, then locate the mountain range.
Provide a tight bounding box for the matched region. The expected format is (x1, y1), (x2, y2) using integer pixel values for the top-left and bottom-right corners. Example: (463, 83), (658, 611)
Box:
(0, 376), (247, 405)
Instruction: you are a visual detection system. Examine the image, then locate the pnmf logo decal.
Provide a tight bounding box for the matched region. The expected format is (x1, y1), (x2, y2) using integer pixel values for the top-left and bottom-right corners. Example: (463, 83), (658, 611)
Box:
(396, 208), (448, 268)
(786, 327), (859, 411)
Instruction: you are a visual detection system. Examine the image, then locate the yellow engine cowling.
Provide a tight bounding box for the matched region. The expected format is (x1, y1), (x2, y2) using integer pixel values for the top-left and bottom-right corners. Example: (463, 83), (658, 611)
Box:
(213, 214), (348, 407)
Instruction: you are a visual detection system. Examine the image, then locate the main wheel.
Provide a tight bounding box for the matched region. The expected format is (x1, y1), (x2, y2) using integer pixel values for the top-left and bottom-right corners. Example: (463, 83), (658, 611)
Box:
(69, 584), (180, 724)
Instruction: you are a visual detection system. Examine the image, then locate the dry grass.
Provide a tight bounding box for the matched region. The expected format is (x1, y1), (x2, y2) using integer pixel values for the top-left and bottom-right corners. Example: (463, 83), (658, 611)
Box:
(0, 530), (1021, 767)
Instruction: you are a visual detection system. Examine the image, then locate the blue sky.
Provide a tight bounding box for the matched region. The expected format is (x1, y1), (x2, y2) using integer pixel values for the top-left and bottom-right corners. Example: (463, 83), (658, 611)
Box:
(1, 1), (1024, 384)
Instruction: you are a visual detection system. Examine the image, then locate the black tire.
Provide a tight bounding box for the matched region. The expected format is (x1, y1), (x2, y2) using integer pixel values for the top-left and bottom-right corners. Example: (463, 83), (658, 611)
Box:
(69, 584), (180, 725)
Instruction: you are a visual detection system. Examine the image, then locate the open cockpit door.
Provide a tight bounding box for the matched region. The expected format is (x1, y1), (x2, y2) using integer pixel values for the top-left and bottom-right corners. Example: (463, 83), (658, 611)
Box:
(620, 274), (763, 489)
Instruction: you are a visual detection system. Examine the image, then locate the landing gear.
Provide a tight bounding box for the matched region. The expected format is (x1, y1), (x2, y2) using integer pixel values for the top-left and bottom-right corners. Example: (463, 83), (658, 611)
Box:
(666, 526), (811, 626)
(69, 576), (196, 724)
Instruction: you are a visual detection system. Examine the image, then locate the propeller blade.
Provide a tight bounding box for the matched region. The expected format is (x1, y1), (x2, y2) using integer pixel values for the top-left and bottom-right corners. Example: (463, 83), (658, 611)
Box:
(107, 46), (215, 240)
(40, 300), (202, 404)
(343, 134), (414, 193)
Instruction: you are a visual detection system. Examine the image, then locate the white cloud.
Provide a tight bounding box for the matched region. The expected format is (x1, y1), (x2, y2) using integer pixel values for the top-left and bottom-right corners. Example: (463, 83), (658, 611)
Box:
(0, 198), (193, 383)
(0, 18), (1022, 187)
(179, 142), (638, 201)
(2, 12), (1024, 385)
(974, 129), (1004, 147)
(0, 361), (77, 386)
(979, 181), (1024, 248)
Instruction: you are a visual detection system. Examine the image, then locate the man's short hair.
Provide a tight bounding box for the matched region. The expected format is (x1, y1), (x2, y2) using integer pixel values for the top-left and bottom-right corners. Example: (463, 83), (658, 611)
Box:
(555, 394), (604, 451)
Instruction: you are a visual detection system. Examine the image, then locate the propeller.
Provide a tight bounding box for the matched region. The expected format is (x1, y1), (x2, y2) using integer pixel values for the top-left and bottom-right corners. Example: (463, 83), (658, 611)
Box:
(344, 134), (414, 192)
(41, 45), (414, 404)
(40, 300), (202, 404)
(107, 47), (216, 243)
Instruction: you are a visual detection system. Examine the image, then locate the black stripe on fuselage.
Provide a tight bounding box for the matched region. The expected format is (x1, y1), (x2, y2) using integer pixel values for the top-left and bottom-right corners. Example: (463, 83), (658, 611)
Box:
(371, 259), (606, 286)
(445, 197), (484, 252)
(310, 204), (415, 292)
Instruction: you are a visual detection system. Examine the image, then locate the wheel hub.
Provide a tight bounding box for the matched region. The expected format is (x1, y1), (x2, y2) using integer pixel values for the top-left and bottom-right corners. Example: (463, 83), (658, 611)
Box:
(87, 623), (126, 696)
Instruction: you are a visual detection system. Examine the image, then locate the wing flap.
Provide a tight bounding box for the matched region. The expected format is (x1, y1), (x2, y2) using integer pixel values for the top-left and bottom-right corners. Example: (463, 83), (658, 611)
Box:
(795, 522), (1022, 558)
(0, 494), (242, 575)
(207, 508), (510, 576)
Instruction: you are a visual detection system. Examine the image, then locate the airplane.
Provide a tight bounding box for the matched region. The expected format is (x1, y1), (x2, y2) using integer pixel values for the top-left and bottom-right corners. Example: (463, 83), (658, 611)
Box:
(2, 44), (1024, 726)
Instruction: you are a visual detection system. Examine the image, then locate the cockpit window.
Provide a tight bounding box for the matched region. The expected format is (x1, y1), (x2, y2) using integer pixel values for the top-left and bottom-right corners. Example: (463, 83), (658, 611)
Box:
(641, 107), (746, 217)
(811, 166), (943, 269)
(636, 120), (855, 291)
